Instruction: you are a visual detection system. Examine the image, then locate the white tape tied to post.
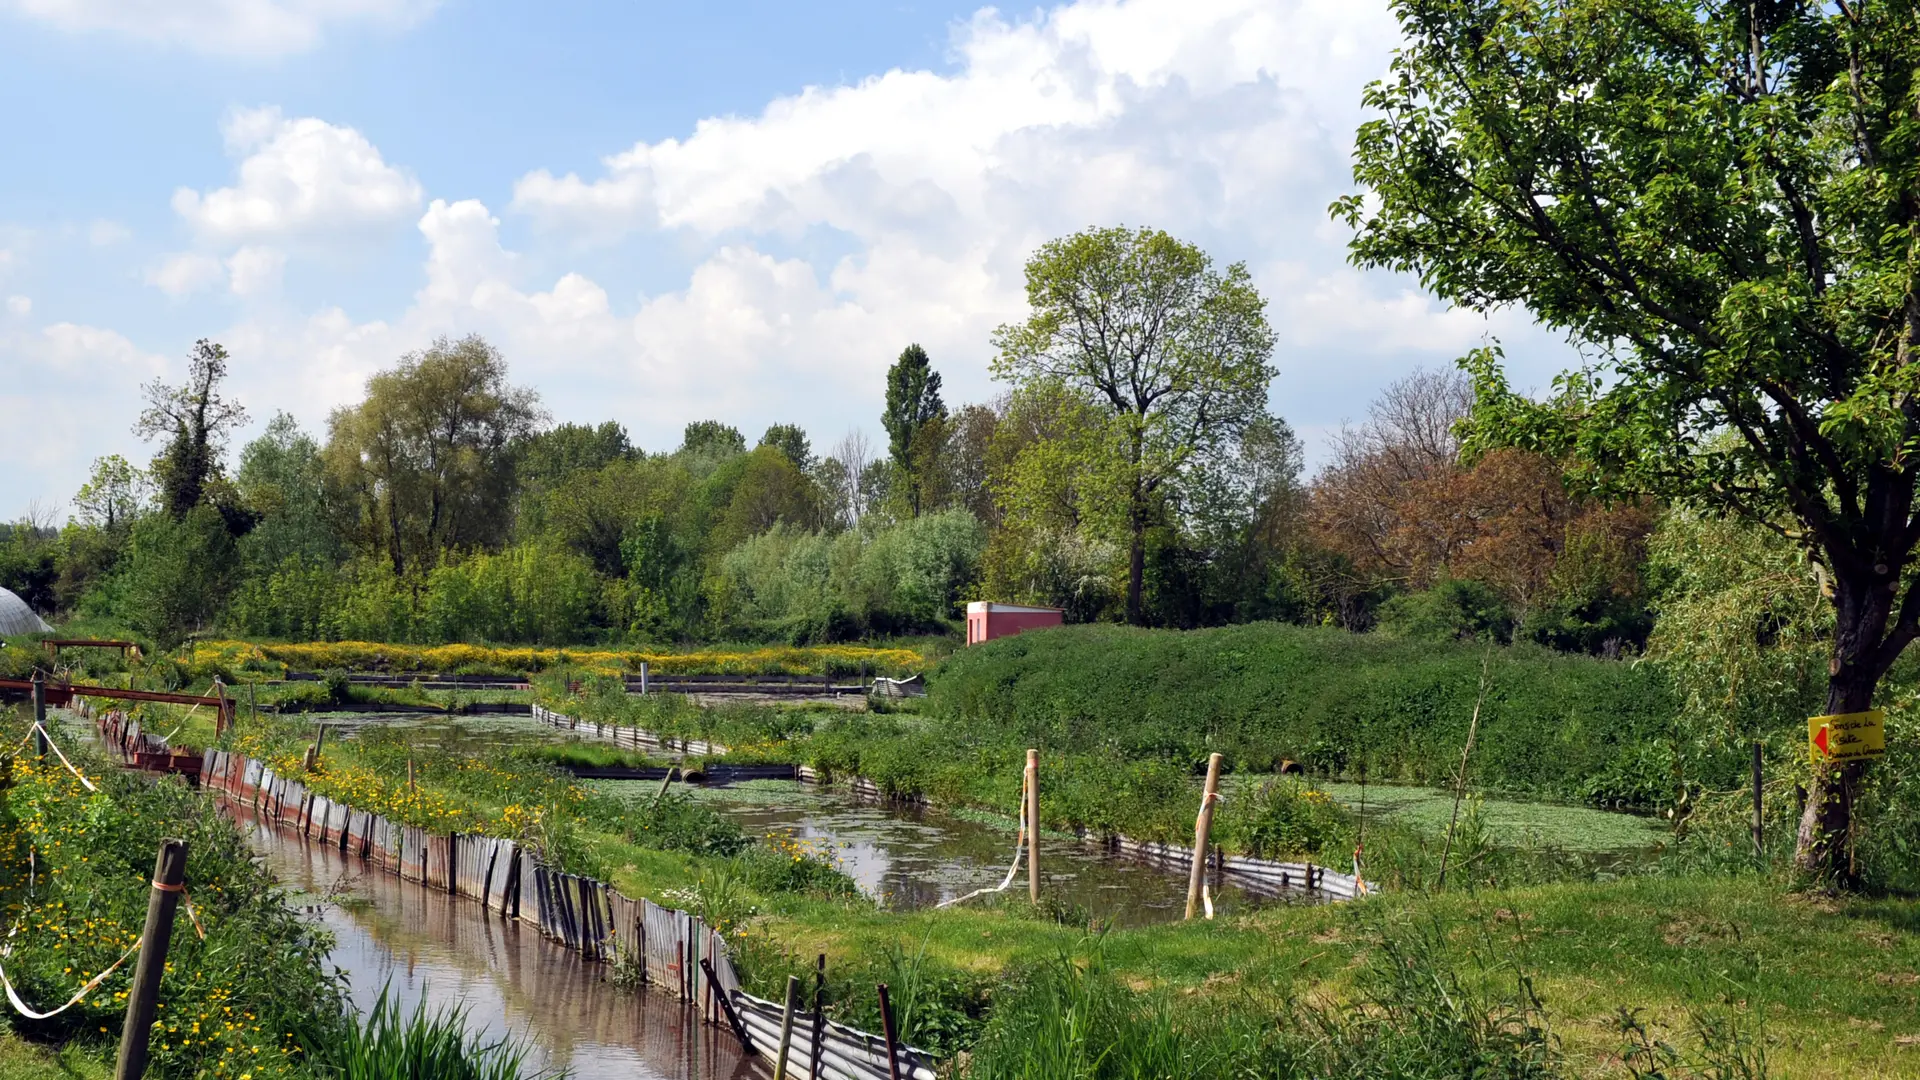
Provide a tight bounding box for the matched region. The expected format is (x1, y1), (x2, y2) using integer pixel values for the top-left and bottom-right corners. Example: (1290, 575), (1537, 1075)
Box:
(0, 905), (141, 1021)
(936, 780), (1029, 909)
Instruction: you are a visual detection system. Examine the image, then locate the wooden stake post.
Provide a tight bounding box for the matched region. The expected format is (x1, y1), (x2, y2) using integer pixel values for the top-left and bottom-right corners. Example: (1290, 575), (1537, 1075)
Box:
(1025, 749), (1040, 904)
(31, 670), (47, 760)
(1751, 741), (1765, 864)
(115, 838), (188, 1080)
(1185, 752), (1224, 920)
(772, 974), (801, 1080)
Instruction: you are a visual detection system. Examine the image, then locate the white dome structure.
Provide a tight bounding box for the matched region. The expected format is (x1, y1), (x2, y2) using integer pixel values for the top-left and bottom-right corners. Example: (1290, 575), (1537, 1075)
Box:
(0, 588), (51, 636)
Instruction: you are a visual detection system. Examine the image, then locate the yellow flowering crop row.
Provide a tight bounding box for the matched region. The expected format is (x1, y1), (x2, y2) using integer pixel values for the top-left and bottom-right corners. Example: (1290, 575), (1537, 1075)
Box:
(192, 639), (927, 677)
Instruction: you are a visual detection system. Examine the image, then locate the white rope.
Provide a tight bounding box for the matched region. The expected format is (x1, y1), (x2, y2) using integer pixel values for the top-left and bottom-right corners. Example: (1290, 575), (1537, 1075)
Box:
(936, 781), (1029, 909)
(33, 724), (96, 793)
(156, 700), (204, 744)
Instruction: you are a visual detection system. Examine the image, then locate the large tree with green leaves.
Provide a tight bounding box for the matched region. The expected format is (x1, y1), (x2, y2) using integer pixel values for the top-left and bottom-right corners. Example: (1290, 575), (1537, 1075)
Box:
(993, 226), (1277, 624)
(883, 344), (947, 518)
(1341, 0), (1920, 880)
(136, 339), (248, 520)
(324, 335), (542, 575)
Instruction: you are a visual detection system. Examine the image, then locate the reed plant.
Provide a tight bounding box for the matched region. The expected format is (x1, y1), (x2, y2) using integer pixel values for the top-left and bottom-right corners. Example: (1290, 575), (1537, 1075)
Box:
(326, 985), (553, 1080)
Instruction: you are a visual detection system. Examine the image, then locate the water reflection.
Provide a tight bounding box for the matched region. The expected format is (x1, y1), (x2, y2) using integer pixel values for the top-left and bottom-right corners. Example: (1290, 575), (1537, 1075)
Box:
(643, 780), (1275, 926)
(243, 818), (759, 1080)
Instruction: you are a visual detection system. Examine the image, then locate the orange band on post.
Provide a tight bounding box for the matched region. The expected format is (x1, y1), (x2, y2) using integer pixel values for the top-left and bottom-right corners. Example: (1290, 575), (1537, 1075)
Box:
(150, 881), (184, 893)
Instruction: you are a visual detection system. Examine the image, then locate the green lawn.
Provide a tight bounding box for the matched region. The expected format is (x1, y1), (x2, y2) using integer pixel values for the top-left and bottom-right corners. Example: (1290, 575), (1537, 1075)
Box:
(0, 1036), (106, 1080)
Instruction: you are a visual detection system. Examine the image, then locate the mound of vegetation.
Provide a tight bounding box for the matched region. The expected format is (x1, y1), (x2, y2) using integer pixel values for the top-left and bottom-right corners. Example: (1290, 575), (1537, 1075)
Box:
(927, 623), (1686, 807)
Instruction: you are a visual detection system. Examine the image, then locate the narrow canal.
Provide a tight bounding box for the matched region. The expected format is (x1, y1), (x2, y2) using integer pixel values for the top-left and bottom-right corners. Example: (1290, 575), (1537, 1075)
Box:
(242, 815), (758, 1080)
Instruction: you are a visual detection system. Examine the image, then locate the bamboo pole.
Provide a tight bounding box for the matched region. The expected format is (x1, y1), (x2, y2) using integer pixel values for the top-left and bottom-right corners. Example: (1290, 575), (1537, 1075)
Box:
(1185, 752), (1224, 920)
(773, 974), (801, 1080)
(114, 838), (188, 1080)
(1026, 748), (1040, 904)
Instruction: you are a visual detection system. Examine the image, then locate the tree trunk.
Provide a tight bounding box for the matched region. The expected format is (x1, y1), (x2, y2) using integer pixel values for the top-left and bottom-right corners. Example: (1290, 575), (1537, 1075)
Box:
(1126, 511), (1146, 626)
(1794, 570), (1891, 884)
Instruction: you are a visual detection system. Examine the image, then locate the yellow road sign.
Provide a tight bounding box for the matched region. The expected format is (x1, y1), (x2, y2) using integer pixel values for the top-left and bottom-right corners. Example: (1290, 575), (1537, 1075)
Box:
(1808, 710), (1887, 765)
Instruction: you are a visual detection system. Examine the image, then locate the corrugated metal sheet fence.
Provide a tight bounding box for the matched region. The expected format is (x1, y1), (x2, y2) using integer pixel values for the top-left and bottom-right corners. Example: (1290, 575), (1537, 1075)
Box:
(196, 748), (932, 1080)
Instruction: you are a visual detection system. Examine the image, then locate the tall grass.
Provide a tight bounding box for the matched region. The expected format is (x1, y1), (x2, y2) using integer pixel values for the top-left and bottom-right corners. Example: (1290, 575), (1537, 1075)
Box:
(328, 985), (554, 1080)
(960, 914), (1769, 1080)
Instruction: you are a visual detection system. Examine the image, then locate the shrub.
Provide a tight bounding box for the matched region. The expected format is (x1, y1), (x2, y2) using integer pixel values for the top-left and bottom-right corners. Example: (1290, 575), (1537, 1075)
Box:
(1225, 778), (1346, 859)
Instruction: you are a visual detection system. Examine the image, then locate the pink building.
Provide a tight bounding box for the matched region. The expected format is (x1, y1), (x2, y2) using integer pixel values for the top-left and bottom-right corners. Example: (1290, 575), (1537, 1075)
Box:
(965, 601), (1065, 645)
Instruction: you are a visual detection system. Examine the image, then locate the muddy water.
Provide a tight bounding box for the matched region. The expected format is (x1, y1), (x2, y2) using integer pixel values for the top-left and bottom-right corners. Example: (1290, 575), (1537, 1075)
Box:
(242, 819), (759, 1080)
(329, 714), (1273, 925)
(648, 780), (1274, 926)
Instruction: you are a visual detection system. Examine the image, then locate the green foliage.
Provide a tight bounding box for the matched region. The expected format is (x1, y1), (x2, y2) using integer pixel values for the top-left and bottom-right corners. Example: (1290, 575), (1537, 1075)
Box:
(710, 510), (986, 642)
(1229, 778), (1346, 860)
(1377, 577), (1515, 644)
(236, 413), (339, 571)
(883, 344), (947, 517)
(0, 521), (57, 615)
(757, 423), (813, 472)
(992, 225), (1277, 623)
(136, 339), (247, 521)
(966, 920), (1558, 1080)
(324, 335), (542, 577)
(932, 622), (1682, 806)
(118, 505), (238, 649)
(1, 728), (348, 1079)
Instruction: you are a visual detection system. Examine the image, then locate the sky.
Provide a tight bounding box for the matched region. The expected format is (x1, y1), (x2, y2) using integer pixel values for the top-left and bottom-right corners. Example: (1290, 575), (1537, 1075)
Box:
(0, 0), (1576, 521)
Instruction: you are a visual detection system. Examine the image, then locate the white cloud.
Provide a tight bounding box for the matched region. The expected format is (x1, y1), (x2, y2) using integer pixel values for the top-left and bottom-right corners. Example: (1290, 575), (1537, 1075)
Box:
(226, 245), (287, 296)
(2, 0), (438, 58)
(7, 0), (1586, 516)
(173, 107), (422, 241)
(148, 252), (226, 297)
(0, 320), (168, 517)
(88, 219), (131, 246)
(4, 296), (29, 317)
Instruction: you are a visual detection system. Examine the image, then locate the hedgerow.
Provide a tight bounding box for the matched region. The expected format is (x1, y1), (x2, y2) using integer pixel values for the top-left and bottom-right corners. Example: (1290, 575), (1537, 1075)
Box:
(926, 623), (1690, 807)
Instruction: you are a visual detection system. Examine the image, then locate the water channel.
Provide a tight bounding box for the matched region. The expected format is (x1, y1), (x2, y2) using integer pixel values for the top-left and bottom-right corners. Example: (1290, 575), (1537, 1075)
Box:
(314, 712), (1281, 924)
(243, 815), (759, 1080)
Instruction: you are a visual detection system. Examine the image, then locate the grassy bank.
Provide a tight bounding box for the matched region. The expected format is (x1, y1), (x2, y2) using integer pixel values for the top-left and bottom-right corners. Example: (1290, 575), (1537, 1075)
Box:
(2, 712), (558, 1079)
(207, 705), (1920, 1077)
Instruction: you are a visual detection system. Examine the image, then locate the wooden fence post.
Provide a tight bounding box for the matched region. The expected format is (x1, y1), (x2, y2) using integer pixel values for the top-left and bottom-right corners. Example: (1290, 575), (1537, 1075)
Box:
(809, 954), (826, 1080)
(114, 838), (188, 1080)
(1751, 741), (1764, 865)
(1185, 752), (1224, 920)
(30, 670), (47, 760)
(1026, 748), (1040, 905)
(877, 983), (903, 1080)
(639, 661), (649, 695)
(772, 974), (801, 1080)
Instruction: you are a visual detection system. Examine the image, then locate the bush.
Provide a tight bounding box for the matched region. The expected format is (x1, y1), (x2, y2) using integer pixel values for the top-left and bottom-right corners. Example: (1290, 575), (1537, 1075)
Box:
(1225, 778), (1346, 859)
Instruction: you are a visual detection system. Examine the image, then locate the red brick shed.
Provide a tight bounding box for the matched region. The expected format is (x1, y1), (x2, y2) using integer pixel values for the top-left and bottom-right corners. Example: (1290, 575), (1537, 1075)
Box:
(965, 601), (1064, 645)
